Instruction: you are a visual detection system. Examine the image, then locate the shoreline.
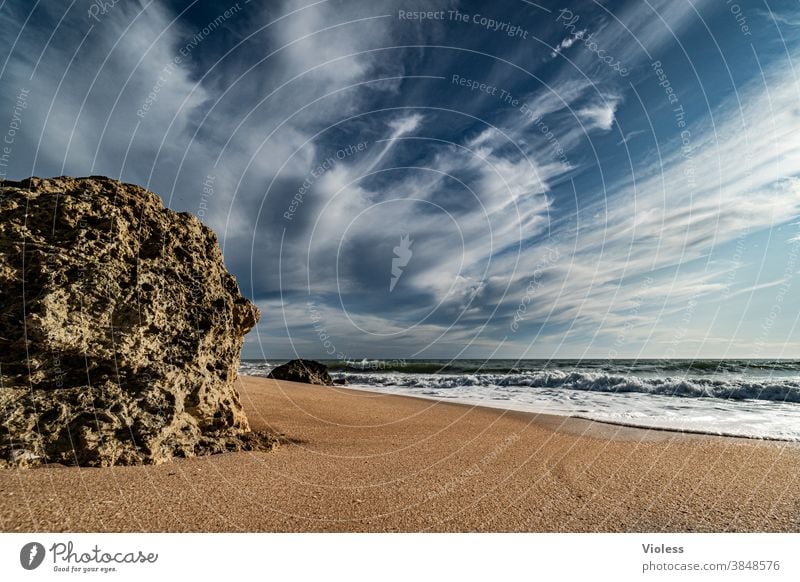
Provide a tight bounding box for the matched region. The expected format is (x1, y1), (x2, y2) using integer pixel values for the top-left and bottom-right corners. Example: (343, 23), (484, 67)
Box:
(321, 381), (800, 445)
(246, 357), (800, 443)
(1, 375), (798, 532)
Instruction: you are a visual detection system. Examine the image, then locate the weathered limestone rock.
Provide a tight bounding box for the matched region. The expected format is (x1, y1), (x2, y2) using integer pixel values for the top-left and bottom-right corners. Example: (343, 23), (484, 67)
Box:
(267, 359), (334, 386)
(0, 176), (274, 467)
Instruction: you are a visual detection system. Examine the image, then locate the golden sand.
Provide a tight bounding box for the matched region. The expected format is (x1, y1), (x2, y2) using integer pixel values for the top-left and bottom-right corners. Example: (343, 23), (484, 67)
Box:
(1, 376), (798, 532)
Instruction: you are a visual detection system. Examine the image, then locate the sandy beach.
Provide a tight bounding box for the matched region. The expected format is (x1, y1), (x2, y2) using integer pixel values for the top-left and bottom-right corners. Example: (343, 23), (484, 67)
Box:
(1, 376), (798, 532)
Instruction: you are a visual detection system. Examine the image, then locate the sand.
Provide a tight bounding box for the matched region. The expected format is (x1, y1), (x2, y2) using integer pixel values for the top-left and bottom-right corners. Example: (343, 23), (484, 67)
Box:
(1, 376), (798, 532)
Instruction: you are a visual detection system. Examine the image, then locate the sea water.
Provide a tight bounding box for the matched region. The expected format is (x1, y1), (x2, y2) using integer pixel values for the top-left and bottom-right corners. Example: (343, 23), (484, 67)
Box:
(239, 359), (800, 441)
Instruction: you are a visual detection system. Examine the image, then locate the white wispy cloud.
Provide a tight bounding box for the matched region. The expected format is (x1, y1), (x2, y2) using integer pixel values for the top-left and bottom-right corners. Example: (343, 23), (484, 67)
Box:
(756, 9), (800, 28)
(617, 129), (645, 145)
(577, 98), (619, 131)
(550, 30), (585, 58)
(495, 46), (800, 353)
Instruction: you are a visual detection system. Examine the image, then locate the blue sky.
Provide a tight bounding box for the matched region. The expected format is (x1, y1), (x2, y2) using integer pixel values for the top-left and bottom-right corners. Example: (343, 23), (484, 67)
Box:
(1, 0), (799, 359)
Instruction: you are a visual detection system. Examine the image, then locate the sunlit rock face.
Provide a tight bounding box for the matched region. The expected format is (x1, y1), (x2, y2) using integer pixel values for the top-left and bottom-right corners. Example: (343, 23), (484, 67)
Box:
(0, 176), (269, 467)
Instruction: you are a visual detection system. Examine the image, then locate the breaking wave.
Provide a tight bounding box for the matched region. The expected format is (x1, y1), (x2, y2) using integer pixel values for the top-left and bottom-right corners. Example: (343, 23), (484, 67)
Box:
(333, 370), (800, 404)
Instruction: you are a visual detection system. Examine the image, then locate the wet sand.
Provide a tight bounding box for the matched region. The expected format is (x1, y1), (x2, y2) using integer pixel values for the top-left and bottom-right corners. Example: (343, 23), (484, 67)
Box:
(1, 376), (798, 532)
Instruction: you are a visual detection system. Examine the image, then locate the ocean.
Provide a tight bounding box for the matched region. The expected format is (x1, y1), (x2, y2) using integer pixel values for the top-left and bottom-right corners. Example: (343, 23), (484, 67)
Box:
(239, 359), (800, 441)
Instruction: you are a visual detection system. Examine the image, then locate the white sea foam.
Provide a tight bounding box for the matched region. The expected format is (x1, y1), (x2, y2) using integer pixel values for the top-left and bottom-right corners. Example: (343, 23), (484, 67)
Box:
(334, 370), (800, 403)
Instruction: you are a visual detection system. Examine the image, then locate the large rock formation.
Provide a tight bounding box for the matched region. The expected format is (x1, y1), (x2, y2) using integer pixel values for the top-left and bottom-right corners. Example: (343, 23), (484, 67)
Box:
(0, 176), (274, 467)
(267, 359), (334, 386)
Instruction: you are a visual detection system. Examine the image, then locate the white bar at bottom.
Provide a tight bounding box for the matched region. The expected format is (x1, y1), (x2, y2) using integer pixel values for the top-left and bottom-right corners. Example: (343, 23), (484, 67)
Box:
(1, 533), (796, 581)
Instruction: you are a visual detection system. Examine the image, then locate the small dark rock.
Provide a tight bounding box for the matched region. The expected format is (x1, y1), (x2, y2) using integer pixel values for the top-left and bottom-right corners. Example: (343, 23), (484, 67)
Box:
(267, 359), (333, 386)
(333, 378), (347, 385)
